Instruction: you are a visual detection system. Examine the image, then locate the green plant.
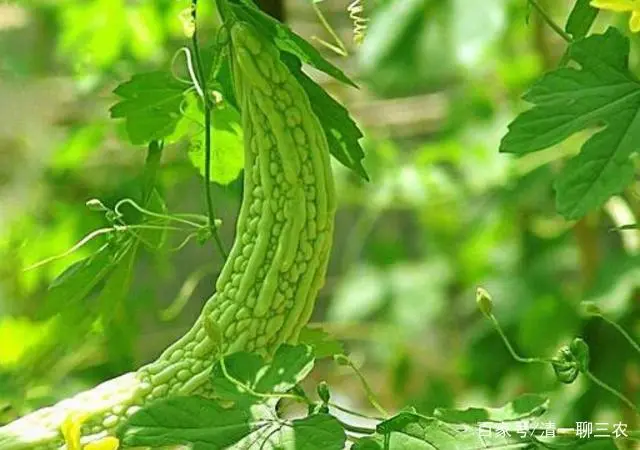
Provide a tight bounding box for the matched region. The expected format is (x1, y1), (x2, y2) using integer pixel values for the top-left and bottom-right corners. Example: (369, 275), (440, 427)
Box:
(0, 0), (364, 447)
(1, 0), (639, 449)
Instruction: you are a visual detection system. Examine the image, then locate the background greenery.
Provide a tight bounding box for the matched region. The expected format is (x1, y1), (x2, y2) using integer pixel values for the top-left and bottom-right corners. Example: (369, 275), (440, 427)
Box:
(0, 0), (638, 447)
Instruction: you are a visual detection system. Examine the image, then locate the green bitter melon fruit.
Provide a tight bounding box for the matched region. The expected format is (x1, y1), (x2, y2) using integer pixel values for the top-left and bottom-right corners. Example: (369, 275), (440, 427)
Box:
(0, 20), (336, 449)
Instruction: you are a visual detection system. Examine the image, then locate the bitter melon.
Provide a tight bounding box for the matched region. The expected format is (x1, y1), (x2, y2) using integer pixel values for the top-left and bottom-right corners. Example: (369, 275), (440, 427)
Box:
(0, 20), (336, 449)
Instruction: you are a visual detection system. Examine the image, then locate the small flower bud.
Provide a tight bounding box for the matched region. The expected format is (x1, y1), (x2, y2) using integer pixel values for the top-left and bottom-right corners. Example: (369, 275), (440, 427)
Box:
(580, 301), (602, 317)
(333, 354), (350, 366)
(86, 199), (108, 212)
(317, 381), (330, 403)
(476, 287), (493, 318)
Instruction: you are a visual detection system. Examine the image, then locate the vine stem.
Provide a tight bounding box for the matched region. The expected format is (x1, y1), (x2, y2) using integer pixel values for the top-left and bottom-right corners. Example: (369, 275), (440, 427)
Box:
(489, 315), (550, 365)
(190, 0), (228, 260)
(584, 371), (640, 417)
(527, 0), (572, 43)
(600, 315), (640, 356)
(335, 355), (390, 418)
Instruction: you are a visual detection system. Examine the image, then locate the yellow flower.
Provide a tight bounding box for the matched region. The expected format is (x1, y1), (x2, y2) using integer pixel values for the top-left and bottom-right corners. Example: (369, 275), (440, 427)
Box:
(591, 0), (640, 32)
(61, 412), (89, 450)
(61, 412), (120, 450)
(84, 436), (120, 450)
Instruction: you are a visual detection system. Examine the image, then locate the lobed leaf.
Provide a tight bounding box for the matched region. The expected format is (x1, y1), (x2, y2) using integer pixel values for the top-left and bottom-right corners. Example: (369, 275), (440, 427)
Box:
(110, 71), (189, 145)
(501, 28), (640, 219)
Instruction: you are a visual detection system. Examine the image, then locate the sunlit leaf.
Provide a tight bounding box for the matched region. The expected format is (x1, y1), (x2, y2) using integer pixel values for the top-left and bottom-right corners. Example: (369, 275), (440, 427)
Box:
(117, 397), (253, 449)
(110, 71), (190, 145)
(501, 28), (640, 219)
(187, 99), (245, 185)
(298, 326), (345, 359)
(434, 393), (549, 423)
(211, 344), (315, 405)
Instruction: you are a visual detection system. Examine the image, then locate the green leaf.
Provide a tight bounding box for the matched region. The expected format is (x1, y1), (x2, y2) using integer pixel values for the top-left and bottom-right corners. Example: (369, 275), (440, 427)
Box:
(214, 58), (240, 111)
(238, 414), (345, 450)
(500, 28), (640, 219)
(187, 98), (245, 185)
(118, 396), (345, 450)
(96, 244), (137, 322)
(229, 413), (346, 450)
(117, 397), (254, 449)
(565, 0), (599, 40)
(253, 344), (315, 393)
(110, 71), (189, 145)
(212, 352), (265, 405)
(434, 393), (549, 424)
(141, 140), (163, 205)
(227, 0), (357, 88)
(282, 53), (369, 181)
(288, 414), (346, 450)
(298, 326), (345, 359)
(352, 437), (384, 450)
(40, 244), (122, 318)
(202, 44), (240, 112)
(211, 344), (315, 405)
(373, 413), (529, 450)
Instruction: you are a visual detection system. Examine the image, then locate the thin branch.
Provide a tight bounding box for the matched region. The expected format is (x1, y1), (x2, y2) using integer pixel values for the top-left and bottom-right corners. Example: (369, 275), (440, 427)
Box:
(585, 371), (640, 417)
(527, 0), (572, 43)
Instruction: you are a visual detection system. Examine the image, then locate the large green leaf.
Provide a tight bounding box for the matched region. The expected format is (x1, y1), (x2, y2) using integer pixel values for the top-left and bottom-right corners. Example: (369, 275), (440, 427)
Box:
(117, 397), (253, 449)
(110, 71), (189, 145)
(501, 28), (640, 219)
(118, 397), (346, 450)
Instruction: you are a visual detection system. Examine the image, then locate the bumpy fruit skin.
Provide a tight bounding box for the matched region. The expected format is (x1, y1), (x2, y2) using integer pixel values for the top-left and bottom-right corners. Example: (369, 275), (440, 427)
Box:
(0, 21), (336, 450)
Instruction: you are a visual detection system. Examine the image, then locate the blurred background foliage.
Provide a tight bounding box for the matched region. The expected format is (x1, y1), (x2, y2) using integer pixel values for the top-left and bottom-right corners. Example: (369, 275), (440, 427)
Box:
(0, 0), (639, 443)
